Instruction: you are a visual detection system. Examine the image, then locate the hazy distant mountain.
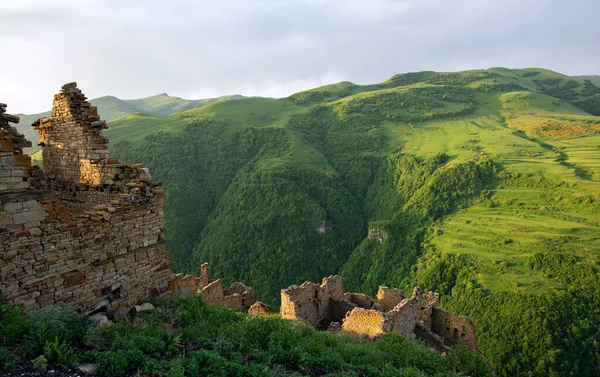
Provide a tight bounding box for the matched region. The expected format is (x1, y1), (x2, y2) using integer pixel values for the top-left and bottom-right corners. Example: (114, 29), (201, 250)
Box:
(14, 93), (244, 150)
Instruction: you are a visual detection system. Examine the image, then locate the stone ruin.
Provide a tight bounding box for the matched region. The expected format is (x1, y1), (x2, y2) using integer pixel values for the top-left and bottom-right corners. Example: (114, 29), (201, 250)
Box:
(168, 263), (255, 310)
(0, 84), (254, 316)
(280, 276), (478, 353)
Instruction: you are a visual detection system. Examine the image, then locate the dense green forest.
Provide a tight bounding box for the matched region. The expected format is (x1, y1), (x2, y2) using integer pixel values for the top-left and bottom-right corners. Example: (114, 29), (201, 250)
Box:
(99, 68), (600, 376)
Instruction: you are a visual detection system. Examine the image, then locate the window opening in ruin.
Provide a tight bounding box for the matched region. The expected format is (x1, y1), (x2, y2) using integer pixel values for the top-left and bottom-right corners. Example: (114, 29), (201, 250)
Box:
(453, 328), (459, 340)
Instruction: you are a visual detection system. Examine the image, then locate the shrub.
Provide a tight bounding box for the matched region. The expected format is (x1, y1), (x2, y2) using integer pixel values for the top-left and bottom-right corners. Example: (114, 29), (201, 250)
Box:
(448, 345), (493, 377)
(32, 355), (48, 370)
(43, 337), (78, 368)
(0, 299), (30, 344)
(91, 348), (145, 376)
(0, 347), (19, 371)
(22, 305), (88, 357)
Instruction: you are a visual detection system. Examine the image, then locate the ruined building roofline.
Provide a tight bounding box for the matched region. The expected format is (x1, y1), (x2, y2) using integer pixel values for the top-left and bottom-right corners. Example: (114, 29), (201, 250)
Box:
(30, 83), (153, 188)
(280, 275), (479, 354)
(32, 82), (105, 131)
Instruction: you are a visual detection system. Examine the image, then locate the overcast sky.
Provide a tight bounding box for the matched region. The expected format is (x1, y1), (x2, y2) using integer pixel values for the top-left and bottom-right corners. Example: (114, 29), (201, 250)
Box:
(1, 0), (599, 114)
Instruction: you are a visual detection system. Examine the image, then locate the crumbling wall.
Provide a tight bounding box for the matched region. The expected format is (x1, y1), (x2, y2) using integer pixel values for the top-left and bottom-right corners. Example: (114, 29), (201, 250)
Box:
(168, 263), (212, 296)
(33, 83), (109, 185)
(0, 86), (254, 315)
(430, 307), (478, 350)
(281, 275), (479, 353)
(344, 292), (379, 310)
(167, 263), (255, 310)
(377, 286), (405, 312)
(248, 302), (270, 317)
(280, 275), (343, 327)
(385, 288), (423, 339)
(0, 92), (171, 314)
(341, 308), (386, 337)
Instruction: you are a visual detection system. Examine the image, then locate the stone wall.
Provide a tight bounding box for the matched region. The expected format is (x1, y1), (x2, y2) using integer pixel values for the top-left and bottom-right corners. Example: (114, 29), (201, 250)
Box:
(169, 263), (255, 311)
(430, 307), (478, 350)
(281, 275), (479, 353)
(0, 90), (171, 315)
(280, 275), (343, 328)
(33, 83), (109, 185)
(0, 85), (254, 315)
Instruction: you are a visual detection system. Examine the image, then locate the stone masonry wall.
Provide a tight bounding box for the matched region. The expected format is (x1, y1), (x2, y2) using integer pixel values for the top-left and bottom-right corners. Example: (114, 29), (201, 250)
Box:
(281, 275), (479, 353)
(0, 90), (172, 315)
(33, 83), (109, 185)
(280, 275), (343, 327)
(1, 85), (255, 316)
(430, 307), (478, 350)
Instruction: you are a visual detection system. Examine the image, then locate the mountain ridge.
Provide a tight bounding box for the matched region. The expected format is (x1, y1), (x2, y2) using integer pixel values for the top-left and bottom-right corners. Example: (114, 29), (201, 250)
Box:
(102, 67), (600, 377)
(15, 92), (244, 150)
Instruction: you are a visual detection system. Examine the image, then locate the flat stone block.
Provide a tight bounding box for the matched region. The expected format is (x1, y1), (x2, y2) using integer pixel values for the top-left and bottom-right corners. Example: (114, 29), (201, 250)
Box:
(12, 210), (46, 225)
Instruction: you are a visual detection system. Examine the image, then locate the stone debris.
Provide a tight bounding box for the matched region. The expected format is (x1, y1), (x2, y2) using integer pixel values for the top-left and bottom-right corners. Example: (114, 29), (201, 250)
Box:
(281, 276), (479, 352)
(134, 302), (155, 313)
(0, 85), (255, 315)
(88, 313), (109, 327)
(248, 301), (270, 317)
(76, 363), (95, 375)
(327, 321), (342, 333)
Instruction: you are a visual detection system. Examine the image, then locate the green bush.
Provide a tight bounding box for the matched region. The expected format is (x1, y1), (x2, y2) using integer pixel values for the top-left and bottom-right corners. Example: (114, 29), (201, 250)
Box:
(89, 348), (170, 376)
(22, 305), (88, 357)
(43, 337), (78, 368)
(0, 347), (19, 371)
(449, 346), (493, 377)
(0, 299), (30, 344)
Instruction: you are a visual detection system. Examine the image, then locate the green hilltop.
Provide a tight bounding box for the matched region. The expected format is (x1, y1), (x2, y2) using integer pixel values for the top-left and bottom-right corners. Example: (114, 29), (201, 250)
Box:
(14, 93), (244, 150)
(574, 75), (600, 87)
(27, 68), (600, 376)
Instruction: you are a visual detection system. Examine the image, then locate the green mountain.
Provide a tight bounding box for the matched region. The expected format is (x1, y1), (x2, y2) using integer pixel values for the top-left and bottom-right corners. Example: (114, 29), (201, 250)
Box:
(31, 67), (600, 376)
(15, 93), (244, 150)
(574, 75), (600, 87)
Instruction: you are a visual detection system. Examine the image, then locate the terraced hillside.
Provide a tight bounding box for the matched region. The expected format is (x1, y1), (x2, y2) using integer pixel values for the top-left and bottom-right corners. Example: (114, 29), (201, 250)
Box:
(35, 68), (600, 376)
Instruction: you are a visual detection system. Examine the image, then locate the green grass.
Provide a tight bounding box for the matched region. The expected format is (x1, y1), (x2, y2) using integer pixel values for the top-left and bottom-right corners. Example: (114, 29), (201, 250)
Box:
(106, 113), (193, 145)
(574, 75), (600, 86)
(0, 296), (490, 377)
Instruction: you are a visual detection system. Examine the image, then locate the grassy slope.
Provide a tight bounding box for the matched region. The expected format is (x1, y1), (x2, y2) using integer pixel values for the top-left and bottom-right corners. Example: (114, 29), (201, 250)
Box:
(0, 296), (490, 377)
(574, 75), (600, 86)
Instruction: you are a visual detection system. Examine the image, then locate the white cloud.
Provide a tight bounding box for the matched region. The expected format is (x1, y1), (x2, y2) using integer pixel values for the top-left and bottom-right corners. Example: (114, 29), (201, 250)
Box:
(0, 0), (598, 114)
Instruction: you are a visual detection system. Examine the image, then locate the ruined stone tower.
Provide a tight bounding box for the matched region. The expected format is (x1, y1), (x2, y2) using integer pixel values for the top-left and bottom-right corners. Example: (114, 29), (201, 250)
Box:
(0, 84), (255, 315)
(34, 83), (109, 185)
(0, 85), (171, 314)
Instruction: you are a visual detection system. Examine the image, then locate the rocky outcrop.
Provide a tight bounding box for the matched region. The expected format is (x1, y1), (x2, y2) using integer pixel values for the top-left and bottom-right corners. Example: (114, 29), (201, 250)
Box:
(281, 276), (478, 352)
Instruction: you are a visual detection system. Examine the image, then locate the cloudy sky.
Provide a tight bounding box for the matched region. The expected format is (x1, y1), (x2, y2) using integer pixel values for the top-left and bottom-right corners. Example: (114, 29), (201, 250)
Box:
(1, 0), (599, 114)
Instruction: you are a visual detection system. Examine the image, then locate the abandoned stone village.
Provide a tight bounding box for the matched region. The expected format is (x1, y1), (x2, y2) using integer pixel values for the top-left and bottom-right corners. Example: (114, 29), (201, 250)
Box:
(0, 83), (478, 353)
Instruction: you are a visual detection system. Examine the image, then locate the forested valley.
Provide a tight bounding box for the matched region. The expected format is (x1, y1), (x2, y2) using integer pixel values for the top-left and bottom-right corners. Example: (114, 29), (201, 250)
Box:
(102, 68), (600, 376)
